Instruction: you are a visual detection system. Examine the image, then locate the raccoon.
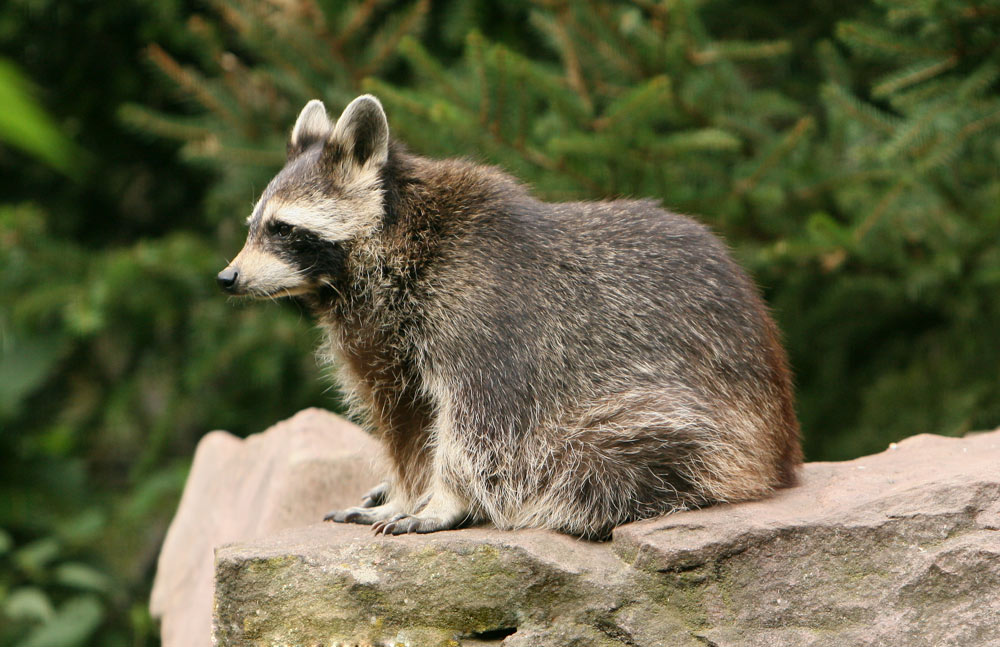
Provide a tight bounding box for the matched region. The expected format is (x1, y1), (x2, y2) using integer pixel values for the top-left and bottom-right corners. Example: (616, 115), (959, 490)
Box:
(217, 95), (802, 540)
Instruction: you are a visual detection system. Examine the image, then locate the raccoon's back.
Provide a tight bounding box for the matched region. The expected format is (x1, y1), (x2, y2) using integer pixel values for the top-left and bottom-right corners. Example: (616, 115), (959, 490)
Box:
(419, 195), (786, 411)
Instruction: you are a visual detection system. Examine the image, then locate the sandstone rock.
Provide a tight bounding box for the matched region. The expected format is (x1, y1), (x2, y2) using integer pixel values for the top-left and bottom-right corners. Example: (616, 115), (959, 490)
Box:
(206, 424), (1000, 647)
(614, 431), (1000, 647)
(150, 408), (379, 647)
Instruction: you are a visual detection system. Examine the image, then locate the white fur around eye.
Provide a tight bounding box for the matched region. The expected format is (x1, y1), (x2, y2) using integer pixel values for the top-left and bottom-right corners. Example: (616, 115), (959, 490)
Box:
(269, 198), (381, 244)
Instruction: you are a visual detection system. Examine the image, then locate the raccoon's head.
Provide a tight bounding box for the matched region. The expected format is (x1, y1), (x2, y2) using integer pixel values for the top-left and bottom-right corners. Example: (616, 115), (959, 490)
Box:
(217, 95), (390, 298)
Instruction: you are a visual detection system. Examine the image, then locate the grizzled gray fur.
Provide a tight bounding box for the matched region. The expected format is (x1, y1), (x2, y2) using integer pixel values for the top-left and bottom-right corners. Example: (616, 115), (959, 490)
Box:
(217, 95), (802, 539)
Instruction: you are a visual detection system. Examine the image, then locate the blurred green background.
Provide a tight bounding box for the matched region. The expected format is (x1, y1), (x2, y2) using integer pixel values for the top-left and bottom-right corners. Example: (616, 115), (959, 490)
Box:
(1, 0), (998, 644)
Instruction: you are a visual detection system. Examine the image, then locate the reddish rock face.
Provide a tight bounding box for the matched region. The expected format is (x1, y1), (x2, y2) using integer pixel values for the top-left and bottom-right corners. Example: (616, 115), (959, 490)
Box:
(152, 411), (1000, 647)
(149, 408), (378, 647)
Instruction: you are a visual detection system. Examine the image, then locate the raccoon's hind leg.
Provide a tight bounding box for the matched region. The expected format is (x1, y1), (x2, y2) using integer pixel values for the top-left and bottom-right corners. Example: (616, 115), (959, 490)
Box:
(527, 388), (767, 540)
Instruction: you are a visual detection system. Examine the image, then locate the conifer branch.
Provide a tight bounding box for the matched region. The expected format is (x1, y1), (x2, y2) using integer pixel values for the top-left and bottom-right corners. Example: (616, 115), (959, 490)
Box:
(398, 37), (462, 104)
(360, 79), (430, 119)
(214, 0), (255, 41)
(959, 4), (1000, 19)
(246, 1), (340, 92)
(334, 0), (381, 50)
(145, 44), (241, 131)
(467, 31), (490, 128)
(562, 3), (635, 79)
(593, 75), (671, 132)
(957, 62), (1000, 99)
(118, 105), (214, 142)
(491, 45), (507, 138)
(358, 0), (429, 79)
(631, 0), (670, 22)
(508, 138), (605, 196)
(958, 107), (1000, 137)
(183, 138), (284, 165)
(836, 21), (946, 60)
(584, 0), (644, 72)
(186, 15), (225, 70)
(817, 39), (852, 88)
(823, 84), (897, 134)
(690, 39), (791, 65)
(872, 55), (959, 98)
(549, 9), (593, 113)
(854, 179), (906, 242)
(881, 102), (951, 161)
(889, 78), (961, 111)
(221, 1), (334, 93)
(733, 116), (814, 197)
(652, 128), (742, 154)
(795, 169), (897, 201)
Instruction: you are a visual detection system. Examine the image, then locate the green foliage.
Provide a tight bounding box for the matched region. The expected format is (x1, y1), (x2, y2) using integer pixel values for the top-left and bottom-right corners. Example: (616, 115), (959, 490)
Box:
(784, 0), (1000, 457)
(1, 1), (322, 644)
(0, 59), (85, 177)
(121, 0), (435, 222)
(126, 0), (1000, 463)
(2, 0), (999, 644)
(1, 198), (324, 645)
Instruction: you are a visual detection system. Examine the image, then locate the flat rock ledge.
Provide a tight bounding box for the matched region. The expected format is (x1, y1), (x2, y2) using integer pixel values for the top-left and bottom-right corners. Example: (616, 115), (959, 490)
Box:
(153, 410), (1000, 647)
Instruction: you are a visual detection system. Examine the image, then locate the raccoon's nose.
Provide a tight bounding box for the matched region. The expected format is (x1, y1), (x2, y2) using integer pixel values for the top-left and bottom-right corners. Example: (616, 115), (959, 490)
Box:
(217, 267), (239, 293)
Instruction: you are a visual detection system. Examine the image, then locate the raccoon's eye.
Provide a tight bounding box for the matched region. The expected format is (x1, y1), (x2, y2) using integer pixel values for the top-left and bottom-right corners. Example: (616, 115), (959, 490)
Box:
(269, 222), (294, 238)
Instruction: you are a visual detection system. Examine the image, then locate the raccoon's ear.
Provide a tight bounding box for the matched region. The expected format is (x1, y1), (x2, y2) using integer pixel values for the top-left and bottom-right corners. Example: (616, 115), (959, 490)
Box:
(288, 100), (332, 159)
(329, 95), (389, 168)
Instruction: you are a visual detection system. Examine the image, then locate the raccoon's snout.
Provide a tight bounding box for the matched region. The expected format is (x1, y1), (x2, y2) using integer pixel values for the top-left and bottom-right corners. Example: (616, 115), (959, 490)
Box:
(217, 267), (239, 293)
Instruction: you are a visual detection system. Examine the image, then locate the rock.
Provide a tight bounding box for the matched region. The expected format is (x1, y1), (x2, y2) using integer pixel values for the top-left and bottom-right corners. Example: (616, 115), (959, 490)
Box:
(150, 408), (379, 647)
(205, 424), (1000, 647)
(613, 431), (1000, 647)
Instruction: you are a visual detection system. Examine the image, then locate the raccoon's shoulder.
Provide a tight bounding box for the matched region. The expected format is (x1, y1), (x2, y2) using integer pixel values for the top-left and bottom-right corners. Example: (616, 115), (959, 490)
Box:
(380, 148), (721, 267)
(386, 150), (529, 217)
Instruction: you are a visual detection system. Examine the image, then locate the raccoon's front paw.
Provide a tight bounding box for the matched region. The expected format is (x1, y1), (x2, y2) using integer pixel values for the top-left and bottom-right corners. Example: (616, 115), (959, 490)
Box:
(371, 513), (457, 535)
(324, 502), (398, 525)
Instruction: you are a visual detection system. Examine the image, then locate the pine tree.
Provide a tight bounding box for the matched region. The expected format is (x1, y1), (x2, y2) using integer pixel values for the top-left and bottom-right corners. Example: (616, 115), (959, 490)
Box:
(371, 1), (812, 221)
(126, 0), (1000, 460)
(121, 0), (433, 223)
(791, 0), (1000, 457)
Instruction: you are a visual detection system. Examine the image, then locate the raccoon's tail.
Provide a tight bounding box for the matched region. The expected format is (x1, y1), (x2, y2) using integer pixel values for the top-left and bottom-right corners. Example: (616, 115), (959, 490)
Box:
(515, 386), (782, 540)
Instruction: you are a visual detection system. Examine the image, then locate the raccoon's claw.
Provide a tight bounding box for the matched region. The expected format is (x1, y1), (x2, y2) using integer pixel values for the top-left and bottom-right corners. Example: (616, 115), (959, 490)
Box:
(360, 482), (389, 508)
(324, 507), (366, 523)
(325, 485), (394, 523)
(324, 502), (398, 525)
(371, 513), (453, 535)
